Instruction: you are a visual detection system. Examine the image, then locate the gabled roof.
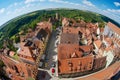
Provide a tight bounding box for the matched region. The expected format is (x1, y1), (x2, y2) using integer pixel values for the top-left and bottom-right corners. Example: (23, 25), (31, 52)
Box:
(58, 55), (94, 74)
(62, 27), (79, 34)
(79, 61), (120, 80)
(58, 44), (83, 59)
(37, 21), (52, 30)
(94, 40), (102, 49)
(107, 22), (120, 36)
(19, 42), (33, 57)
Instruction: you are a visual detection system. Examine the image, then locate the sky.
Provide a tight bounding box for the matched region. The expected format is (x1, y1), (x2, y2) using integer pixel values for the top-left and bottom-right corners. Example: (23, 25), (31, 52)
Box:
(0, 0), (120, 26)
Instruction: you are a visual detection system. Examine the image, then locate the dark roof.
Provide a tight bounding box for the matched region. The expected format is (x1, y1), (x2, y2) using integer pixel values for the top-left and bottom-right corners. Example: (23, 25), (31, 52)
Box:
(24, 40), (33, 46)
(36, 29), (48, 40)
(93, 56), (106, 70)
(60, 33), (79, 44)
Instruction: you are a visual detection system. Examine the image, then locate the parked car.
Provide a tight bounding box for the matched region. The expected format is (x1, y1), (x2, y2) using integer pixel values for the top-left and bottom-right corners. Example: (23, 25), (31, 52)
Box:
(51, 63), (56, 67)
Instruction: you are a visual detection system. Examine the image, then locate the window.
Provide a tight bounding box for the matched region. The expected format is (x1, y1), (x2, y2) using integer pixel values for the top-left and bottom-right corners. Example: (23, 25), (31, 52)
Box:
(79, 61), (82, 66)
(68, 60), (72, 67)
(69, 63), (72, 67)
(77, 66), (81, 71)
(68, 41), (70, 44)
(69, 67), (72, 71)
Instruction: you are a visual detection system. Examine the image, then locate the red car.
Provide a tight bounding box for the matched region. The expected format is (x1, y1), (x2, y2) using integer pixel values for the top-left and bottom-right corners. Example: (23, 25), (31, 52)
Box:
(51, 68), (55, 74)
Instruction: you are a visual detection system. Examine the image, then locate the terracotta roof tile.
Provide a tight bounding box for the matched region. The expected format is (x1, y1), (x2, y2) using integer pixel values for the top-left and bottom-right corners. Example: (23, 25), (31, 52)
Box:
(62, 27), (79, 34)
(107, 22), (120, 36)
(79, 61), (120, 80)
(37, 21), (52, 30)
(58, 44), (94, 74)
(58, 55), (94, 74)
(94, 40), (102, 49)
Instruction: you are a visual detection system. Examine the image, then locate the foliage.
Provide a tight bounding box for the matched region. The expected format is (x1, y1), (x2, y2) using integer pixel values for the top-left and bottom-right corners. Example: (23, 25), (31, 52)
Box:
(0, 60), (4, 68)
(0, 9), (119, 49)
(52, 25), (56, 31)
(12, 53), (19, 60)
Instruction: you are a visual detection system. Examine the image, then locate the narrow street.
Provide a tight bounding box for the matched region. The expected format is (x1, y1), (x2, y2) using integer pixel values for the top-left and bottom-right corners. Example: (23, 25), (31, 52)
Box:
(37, 29), (60, 80)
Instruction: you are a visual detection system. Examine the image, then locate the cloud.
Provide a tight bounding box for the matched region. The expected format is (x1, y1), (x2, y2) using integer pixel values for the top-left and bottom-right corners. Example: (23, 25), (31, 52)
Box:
(0, 8), (5, 14)
(49, 0), (82, 6)
(14, 2), (18, 6)
(107, 9), (120, 14)
(24, 0), (45, 4)
(106, 9), (120, 18)
(25, 0), (35, 4)
(39, 0), (45, 1)
(82, 0), (95, 7)
(49, 0), (68, 3)
(1, 0), (120, 26)
(102, 9), (120, 23)
(114, 2), (120, 7)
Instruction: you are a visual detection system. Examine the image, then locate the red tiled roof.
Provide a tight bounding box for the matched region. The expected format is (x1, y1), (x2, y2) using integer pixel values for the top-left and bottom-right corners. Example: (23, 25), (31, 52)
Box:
(58, 55), (94, 74)
(94, 40), (102, 49)
(62, 27), (79, 34)
(107, 22), (120, 36)
(58, 44), (83, 59)
(58, 44), (94, 74)
(78, 61), (120, 80)
(37, 21), (52, 30)
(58, 44), (93, 59)
(18, 42), (35, 62)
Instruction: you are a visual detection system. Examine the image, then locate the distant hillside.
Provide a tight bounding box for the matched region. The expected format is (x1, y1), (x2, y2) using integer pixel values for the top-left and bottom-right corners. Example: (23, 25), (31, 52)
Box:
(0, 8), (119, 48)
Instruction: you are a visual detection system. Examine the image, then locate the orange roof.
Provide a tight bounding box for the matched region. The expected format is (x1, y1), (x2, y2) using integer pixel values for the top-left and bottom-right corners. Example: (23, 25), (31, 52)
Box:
(94, 40), (102, 49)
(107, 22), (120, 36)
(79, 45), (93, 53)
(58, 44), (94, 74)
(104, 37), (113, 46)
(79, 61), (120, 80)
(19, 42), (32, 57)
(62, 27), (79, 34)
(9, 51), (15, 57)
(58, 55), (94, 74)
(58, 44), (83, 59)
(18, 42), (34, 62)
(58, 44), (93, 59)
(37, 21), (52, 30)
(86, 23), (98, 29)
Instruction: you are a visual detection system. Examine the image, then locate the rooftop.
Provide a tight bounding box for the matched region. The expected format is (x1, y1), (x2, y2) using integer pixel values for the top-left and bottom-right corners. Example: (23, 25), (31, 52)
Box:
(79, 61), (120, 80)
(58, 44), (94, 74)
(58, 44), (93, 59)
(60, 33), (79, 44)
(58, 55), (94, 74)
(107, 22), (120, 36)
(94, 39), (102, 49)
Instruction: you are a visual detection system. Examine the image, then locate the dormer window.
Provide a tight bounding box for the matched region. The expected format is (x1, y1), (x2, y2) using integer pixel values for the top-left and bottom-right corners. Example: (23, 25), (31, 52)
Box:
(68, 60), (72, 67)
(79, 61), (82, 66)
(68, 63), (72, 67)
(71, 52), (77, 58)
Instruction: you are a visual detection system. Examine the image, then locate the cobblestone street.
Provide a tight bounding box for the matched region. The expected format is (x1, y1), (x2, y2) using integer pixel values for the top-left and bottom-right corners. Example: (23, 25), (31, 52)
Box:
(37, 29), (60, 80)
